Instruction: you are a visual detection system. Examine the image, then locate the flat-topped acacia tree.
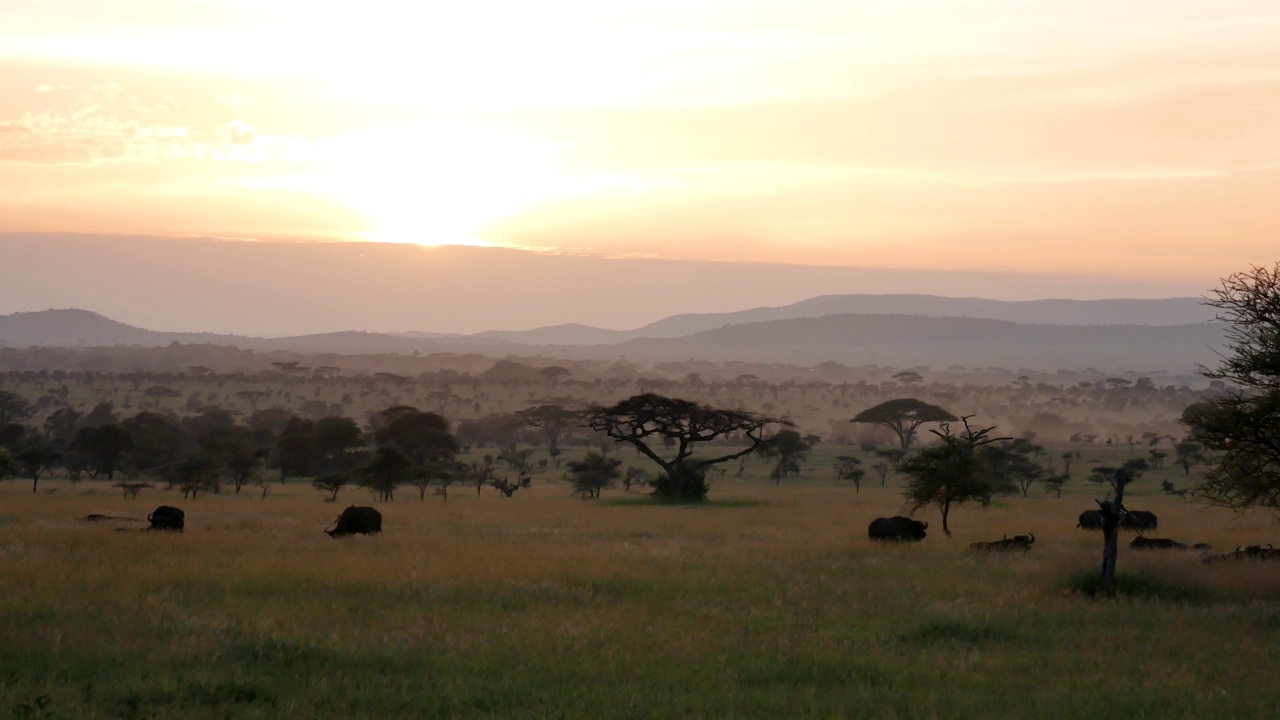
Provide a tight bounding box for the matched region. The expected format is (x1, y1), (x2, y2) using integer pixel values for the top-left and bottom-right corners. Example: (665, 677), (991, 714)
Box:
(851, 398), (958, 451)
(582, 393), (791, 502)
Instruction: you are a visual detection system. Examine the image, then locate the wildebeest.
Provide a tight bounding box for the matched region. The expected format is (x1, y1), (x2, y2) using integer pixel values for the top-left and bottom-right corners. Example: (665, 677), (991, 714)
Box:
(147, 506), (184, 532)
(1121, 510), (1158, 532)
(325, 506), (382, 538)
(971, 533), (1035, 552)
(1129, 536), (1187, 550)
(868, 516), (928, 542)
(1076, 510), (1103, 530)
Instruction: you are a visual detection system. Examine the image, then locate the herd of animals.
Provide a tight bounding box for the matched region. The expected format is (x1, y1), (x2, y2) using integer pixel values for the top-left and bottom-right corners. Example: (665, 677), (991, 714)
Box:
(78, 503), (1280, 562)
(866, 512), (1280, 563)
(84, 504), (385, 538)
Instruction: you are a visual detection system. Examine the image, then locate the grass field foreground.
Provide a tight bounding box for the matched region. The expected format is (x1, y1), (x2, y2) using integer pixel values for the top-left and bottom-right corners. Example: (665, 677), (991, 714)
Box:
(3, 476), (1280, 719)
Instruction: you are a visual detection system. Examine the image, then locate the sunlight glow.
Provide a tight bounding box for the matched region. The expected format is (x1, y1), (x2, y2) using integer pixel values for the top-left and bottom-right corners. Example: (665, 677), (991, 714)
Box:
(301, 124), (628, 248)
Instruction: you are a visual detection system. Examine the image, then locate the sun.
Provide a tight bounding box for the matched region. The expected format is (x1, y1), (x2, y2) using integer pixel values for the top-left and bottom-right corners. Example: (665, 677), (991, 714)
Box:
(313, 123), (582, 248)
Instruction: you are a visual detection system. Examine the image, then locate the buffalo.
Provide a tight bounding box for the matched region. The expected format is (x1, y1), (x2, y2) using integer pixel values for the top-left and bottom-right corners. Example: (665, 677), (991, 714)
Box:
(1121, 510), (1159, 532)
(326, 506), (382, 538)
(1077, 509), (1158, 532)
(1076, 510), (1103, 530)
(1202, 544), (1280, 563)
(868, 516), (928, 542)
(971, 533), (1035, 552)
(147, 506), (184, 532)
(1129, 536), (1187, 550)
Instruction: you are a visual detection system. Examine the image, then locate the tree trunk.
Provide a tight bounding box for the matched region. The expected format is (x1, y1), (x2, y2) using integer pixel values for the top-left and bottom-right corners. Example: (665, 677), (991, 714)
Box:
(1099, 477), (1130, 592)
(940, 497), (952, 537)
(667, 466), (687, 500)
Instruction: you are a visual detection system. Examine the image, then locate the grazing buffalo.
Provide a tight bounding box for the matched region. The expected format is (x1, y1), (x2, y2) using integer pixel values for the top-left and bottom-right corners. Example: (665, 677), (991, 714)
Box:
(1121, 510), (1159, 532)
(971, 533), (1035, 552)
(868, 516), (928, 542)
(326, 506), (382, 538)
(1076, 510), (1103, 530)
(147, 506), (185, 532)
(1205, 544), (1280, 562)
(1129, 536), (1187, 550)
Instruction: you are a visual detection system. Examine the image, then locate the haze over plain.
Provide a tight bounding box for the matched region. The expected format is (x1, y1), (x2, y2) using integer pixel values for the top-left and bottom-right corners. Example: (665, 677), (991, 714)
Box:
(2, 2), (1276, 334)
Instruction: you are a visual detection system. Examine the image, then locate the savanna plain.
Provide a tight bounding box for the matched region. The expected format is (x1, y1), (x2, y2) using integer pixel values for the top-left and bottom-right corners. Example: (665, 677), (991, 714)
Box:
(4, 451), (1280, 719)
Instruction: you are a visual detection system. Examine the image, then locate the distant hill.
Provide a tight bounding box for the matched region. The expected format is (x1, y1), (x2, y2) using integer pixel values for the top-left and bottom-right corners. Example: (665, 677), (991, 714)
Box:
(602, 313), (1226, 372)
(0, 306), (1226, 372)
(478, 294), (1214, 345)
(0, 309), (240, 347)
(471, 323), (626, 345)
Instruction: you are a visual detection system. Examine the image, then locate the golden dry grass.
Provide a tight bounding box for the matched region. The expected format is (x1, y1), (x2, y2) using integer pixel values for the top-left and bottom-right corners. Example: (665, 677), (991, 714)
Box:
(3, 474), (1280, 719)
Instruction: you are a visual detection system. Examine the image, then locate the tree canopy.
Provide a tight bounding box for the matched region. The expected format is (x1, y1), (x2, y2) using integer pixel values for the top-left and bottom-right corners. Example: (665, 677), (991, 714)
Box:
(0, 391), (35, 425)
(851, 398), (957, 450)
(1182, 263), (1280, 512)
(517, 404), (578, 462)
(582, 393), (790, 501)
(900, 417), (1007, 536)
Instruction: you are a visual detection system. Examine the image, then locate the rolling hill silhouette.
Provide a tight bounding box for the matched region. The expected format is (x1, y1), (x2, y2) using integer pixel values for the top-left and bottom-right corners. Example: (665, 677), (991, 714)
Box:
(0, 301), (1224, 372)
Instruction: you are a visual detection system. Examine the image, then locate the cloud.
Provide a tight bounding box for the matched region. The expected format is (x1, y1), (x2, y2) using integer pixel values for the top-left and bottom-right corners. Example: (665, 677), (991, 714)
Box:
(226, 119), (255, 145)
(0, 84), (312, 166)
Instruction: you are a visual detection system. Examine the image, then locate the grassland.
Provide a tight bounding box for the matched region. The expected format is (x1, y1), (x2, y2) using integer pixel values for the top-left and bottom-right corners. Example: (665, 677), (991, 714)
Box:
(3, 451), (1280, 720)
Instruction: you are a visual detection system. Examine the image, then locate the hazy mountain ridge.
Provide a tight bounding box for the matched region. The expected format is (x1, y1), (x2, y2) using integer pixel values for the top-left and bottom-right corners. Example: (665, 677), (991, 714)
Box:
(0, 306), (1225, 373)
(430, 294), (1215, 345)
(0, 234), (1214, 337)
(605, 313), (1226, 371)
(0, 308), (249, 347)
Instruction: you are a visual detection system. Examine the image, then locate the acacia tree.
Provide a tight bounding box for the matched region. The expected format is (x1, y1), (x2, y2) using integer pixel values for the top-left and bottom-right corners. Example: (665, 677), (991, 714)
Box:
(1182, 263), (1280, 512)
(1173, 440), (1205, 476)
(17, 445), (61, 493)
(517, 404), (577, 467)
(852, 399), (957, 451)
(760, 429), (812, 484)
(581, 393), (790, 502)
(374, 408), (457, 466)
(71, 424), (132, 480)
(994, 438), (1047, 497)
(834, 455), (866, 492)
(900, 416), (1007, 536)
(312, 472), (348, 502)
(362, 445), (410, 502)
(566, 452), (622, 499)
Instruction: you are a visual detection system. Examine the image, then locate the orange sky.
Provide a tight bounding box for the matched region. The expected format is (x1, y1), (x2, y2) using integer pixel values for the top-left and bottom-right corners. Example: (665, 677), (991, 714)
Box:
(1, 1), (1277, 282)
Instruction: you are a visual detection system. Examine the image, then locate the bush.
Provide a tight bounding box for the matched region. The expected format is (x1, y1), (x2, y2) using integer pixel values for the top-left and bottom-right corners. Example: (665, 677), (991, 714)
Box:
(650, 467), (710, 503)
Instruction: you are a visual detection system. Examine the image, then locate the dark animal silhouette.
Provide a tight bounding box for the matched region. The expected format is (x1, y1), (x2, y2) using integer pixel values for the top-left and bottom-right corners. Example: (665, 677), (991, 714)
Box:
(326, 506), (382, 538)
(971, 533), (1035, 552)
(1078, 509), (1157, 532)
(1076, 510), (1103, 530)
(1121, 510), (1158, 532)
(1130, 536), (1187, 550)
(81, 514), (140, 522)
(1203, 544), (1280, 562)
(147, 506), (184, 532)
(868, 516), (928, 542)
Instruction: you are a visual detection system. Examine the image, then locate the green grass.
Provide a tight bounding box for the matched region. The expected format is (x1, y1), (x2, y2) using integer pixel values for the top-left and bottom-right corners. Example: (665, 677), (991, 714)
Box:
(3, 476), (1280, 719)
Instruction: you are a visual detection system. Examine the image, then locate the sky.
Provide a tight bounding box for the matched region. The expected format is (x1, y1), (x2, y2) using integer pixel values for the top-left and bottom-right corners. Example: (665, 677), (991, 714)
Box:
(1, 1), (1278, 288)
